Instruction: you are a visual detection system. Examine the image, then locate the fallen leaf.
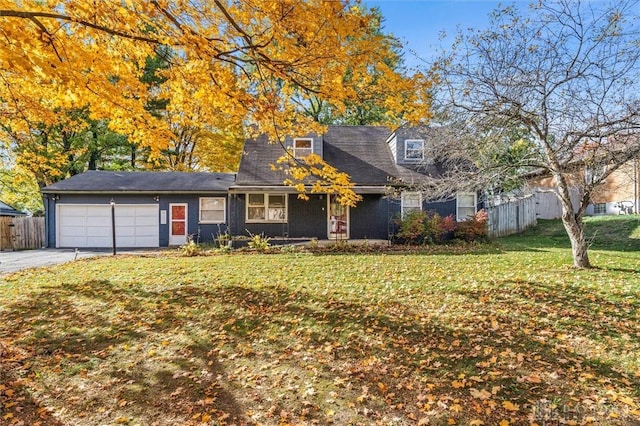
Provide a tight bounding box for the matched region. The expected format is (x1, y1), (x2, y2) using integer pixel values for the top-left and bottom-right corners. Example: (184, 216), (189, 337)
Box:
(502, 401), (519, 411)
(452, 380), (465, 388)
(469, 388), (492, 400)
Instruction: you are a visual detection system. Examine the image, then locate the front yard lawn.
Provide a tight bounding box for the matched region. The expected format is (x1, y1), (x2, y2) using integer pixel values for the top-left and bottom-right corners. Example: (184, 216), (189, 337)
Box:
(1, 217), (639, 425)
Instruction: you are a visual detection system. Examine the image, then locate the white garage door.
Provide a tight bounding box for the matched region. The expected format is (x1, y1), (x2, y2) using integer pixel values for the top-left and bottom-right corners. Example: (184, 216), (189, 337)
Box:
(57, 204), (159, 248)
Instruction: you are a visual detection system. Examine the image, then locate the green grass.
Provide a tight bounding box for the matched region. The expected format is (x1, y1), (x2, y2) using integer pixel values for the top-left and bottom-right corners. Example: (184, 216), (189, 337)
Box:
(1, 217), (639, 425)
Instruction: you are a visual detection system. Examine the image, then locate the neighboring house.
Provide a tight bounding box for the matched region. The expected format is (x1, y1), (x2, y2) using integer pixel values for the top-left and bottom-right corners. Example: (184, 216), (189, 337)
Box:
(228, 125), (481, 240)
(0, 200), (26, 217)
(527, 158), (640, 219)
(41, 171), (235, 248)
(587, 159), (640, 215)
(0, 200), (27, 251)
(41, 126), (483, 248)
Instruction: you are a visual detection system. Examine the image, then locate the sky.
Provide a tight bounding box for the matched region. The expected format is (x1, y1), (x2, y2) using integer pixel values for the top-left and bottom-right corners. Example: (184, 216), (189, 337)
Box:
(365, 1), (529, 69)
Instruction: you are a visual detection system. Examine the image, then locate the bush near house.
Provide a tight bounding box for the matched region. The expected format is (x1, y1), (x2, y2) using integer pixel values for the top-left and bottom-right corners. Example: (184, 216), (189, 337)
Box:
(454, 209), (489, 242)
(396, 209), (487, 244)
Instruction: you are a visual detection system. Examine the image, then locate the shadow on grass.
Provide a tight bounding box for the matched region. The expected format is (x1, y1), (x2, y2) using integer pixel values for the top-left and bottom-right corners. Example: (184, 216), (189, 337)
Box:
(1, 279), (245, 426)
(498, 216), (640, 254)
(0, 343), (64, 426)
(1, 276), (639, 424)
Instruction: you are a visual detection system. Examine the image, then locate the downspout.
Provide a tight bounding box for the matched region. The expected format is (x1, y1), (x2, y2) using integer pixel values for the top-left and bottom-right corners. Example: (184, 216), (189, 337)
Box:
(44, 195), (49, 248)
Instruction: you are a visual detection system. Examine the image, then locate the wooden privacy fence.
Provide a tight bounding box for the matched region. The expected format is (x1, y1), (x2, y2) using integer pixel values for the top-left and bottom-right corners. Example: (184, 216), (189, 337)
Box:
(486, 195), (537, 238)
(0, 216), (45, 250)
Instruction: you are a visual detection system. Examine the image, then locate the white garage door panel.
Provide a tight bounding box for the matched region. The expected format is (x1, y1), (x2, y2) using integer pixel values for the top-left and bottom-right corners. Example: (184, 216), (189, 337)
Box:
(136, 215), (157, 226)
(58, 204), (159, 248)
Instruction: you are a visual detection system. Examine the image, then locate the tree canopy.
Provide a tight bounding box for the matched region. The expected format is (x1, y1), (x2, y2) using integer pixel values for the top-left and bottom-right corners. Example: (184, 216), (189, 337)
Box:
(0, 0), (431, 202)
(436, 0), (640, 268)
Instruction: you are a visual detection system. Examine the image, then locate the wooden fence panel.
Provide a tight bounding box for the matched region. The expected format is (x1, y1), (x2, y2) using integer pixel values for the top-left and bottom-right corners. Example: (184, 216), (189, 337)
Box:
(0, 217), (45, 250)
(532, 188), (582, 219)
(487, 195), (537, 238)
(0, 216), (13, 250)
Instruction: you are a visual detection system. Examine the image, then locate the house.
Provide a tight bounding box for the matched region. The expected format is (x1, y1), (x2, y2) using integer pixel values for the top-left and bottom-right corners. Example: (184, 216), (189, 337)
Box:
(41, 125), (482, 248)
(0, 200), (28, 251)
(527, 158), (640, 218)
(0, 200), (26, 217)
(228, 125), (481, 240)
(41, 171), (235, 248)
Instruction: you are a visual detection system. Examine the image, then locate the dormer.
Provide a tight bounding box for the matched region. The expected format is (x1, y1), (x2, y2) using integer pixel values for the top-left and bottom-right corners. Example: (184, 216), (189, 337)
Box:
(388, 126), (430, 165)
(284, 134), (323, 159)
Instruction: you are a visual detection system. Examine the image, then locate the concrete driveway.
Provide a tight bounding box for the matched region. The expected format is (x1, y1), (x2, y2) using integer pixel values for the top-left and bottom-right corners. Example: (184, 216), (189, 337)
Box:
(0, 249), (109, 276)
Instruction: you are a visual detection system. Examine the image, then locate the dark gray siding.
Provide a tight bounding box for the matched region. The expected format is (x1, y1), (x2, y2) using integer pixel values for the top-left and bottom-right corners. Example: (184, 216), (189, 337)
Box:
(156, 195), (229, 246)
(350, 195), (393, 239)
(393, 127), (428, 166)
(45, 193), (229, 248)
(288, 194), (327, 238)
(231, 193), (393, 240)
(230, 194), (325, 239)
(424, 198), (457, 218)
(229, 194), (291, 238)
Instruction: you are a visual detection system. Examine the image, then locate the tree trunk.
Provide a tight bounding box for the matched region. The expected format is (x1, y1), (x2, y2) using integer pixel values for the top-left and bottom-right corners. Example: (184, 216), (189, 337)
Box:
(88, 129), (99, 170)
(561, 214), (591, 268)
(555, 173), (592, 268)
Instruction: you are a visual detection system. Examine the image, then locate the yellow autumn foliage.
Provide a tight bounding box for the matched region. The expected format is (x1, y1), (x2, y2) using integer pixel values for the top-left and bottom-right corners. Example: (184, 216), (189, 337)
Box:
(0, 0), (432, 202)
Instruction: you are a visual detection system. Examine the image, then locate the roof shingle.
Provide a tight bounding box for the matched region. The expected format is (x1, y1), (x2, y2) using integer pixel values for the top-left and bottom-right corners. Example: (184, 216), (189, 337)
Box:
(41, 171), (235, 193)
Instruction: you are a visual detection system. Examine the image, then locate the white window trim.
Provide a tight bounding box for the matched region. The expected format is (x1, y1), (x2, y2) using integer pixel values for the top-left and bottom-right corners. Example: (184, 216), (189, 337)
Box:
(245, 193), (288, 223)
(404, 139), (425, 161)
(456, 192), (477, 221)
(199, 197), (226, 224)
(293, 137), (314, 159)
(593, 202), (607, 215)
(401, 191), (423, 217)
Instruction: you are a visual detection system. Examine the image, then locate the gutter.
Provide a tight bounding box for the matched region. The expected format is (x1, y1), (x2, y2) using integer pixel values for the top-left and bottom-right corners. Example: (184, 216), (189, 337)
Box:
(40, 190), (231, 194)
(228, 185), (394, 194)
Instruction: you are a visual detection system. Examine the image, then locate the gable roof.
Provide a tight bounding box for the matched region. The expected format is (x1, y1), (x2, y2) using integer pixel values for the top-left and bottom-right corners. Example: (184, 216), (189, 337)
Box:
(0, 200), (26, 216)
(322, 126), (400, 185)
(233, 125), (447, 190)
(41, 171), (236, 193)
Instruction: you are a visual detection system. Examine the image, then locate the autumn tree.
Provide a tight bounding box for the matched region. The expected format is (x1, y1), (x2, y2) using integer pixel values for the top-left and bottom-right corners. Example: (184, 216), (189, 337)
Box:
(436, 0), (640, 268)
(300, 8), (422, 126)
(0, 150), (42, 214)
(0, 0), (431, 203)
(1, 108), (138, 188)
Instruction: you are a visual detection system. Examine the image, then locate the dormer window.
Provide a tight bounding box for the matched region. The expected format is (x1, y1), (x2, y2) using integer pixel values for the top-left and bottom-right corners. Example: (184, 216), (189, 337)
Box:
(293, 138), (313, 159)
(404, 139), (424, 161)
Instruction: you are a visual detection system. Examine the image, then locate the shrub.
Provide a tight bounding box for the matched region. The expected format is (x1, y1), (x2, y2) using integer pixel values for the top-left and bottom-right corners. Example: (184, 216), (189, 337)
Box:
(180, 238), (204, 256)
(397, 210), (428, 244)
(247, 231), (271, 251)
(397, 210), (458, 245)
(455, 209), (489, 242)
(214, 227), (231, 248)
(425, 212), (457, 244)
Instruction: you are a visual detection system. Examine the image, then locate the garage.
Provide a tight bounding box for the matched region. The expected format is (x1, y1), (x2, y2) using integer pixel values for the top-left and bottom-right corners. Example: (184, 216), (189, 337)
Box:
(42, 171), (235, 248)
(57, 204), (159, 248)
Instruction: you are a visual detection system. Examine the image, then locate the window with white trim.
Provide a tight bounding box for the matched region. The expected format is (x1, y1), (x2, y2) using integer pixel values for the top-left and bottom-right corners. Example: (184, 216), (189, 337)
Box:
(401, 191), (422, 217)
(404, 139), (424, 161)
(594, 203), (606, 215)
(293, 138), (313, 159)
(456, 192), (477, 221)
(246, 193), (287, 222)
(199, 197), (226, 223)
